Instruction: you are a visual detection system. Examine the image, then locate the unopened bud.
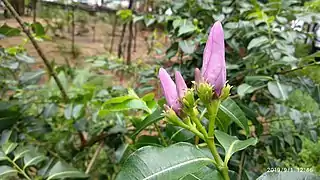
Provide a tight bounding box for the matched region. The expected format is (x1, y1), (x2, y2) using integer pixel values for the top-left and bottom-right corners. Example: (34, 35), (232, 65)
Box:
(182, 89), (195, 109)
(219, 84), (232, 101)
(163, 104), (181, 124)
(197, 82), (213, 105)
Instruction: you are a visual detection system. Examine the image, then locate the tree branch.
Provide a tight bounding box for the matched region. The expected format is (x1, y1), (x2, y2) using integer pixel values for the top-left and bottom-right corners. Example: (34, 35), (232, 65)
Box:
(2, 0), (69, 102)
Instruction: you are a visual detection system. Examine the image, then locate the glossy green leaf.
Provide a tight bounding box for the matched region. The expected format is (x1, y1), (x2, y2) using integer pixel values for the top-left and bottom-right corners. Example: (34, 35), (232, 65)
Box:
(0, 151), (7, 161)
(135, 135), (161, 149)
(31, 22), (45, 36)
(64, 104), (73, 120)
(237, 83), (256, 98)
(166, 42), (179, 59)
(257, 172), (319, 180)
(47, 161), (87, 180)
(0, 24), (20, 37)
(268, 81), (292, 101)
(23, 152), (46, 168)
(116, 143), (213, 180)
(131, 108), (163, 139)
(247, 36), (268, 50)
(166, 124), (194, 142)
(13, 146), (30, 161)
(15, 53), (35, 63)
(179, 40), (196, 54)
(72, 104), (84, 119)
(19, 70), (45, 85)
(244, 76), (273, 82)
(219, 98), (249, 135)
(2, 142), (18, 155)
(178, 20), (196, 36)
(180, 167), (223, 180)
(0, 166), (17, 177)
(103, 99), (151, 114)
(215, 130), (257, 163)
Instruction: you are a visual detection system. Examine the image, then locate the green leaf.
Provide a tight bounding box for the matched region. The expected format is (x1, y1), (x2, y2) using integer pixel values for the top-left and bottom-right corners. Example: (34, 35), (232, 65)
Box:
(247, 36), (269, 50)
(72, 104), (84, 119)
(166, 42), (179, 59)
(116, 143), (213, 180)
(64, 104), (73, 120)
(103, 99), (151, 114)
(15, 53), (35, 63)
(103, 95), (135, 105)
(135, 135), (161, 149)
(215, 130), (257, 163)
(19, 70), (45, 85)
(178, 20), (196, 37)
(237, 83), (257, 98)
(31, 22), (45, 36)
(0, 24), (20, 37)
(257, 172), (319, 180)
(219, 99), (249, 135)
(23, 151), (46, 168)
(13, 146), (30, 161)
(244, 76), (273, 82)
(0, 151), (7, 161)
(179, 40), (196, 54)
(47, 161), (87, 180)
(166, 124), (194, 142)
(131, 108), (163, 139)
(2, 142), (18, 155)
(0, 166), (17, 177)
(180, 167), (223, 180)
(268, 81), (292, 101)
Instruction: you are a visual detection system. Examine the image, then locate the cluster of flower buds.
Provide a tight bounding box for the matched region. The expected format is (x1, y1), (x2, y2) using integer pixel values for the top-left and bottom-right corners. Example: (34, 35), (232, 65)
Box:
(159, 21), (231, 123)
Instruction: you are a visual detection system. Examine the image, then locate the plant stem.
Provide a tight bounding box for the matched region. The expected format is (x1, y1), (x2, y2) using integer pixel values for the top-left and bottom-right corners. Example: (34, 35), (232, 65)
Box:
(85, 141), (104, 174)
(154, 123), (167, 146)
(7, 158), (31, 180)
(174, 120), (205, 140)
(207, 100), (220, 137)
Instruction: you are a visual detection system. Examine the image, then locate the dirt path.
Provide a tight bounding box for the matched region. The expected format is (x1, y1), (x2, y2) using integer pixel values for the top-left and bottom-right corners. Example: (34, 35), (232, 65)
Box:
(0, 17), (166, 67)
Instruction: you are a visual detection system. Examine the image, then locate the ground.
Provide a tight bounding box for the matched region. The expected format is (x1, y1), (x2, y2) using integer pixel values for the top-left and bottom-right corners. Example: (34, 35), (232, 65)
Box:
(0, 16), (167, 68)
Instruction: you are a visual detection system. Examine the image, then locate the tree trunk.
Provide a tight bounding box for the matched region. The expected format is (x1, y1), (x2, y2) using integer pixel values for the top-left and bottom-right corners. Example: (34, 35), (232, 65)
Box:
(109, 14), (118, 53)
(9, 0), (25, 16)
(126, 0), (134, 64)
(32, 0), (37, 22)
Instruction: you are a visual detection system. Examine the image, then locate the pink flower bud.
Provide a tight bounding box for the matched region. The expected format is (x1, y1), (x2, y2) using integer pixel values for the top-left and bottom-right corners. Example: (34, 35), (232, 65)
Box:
(175, 71), (188, 99)
(159, 68), (181, 113)
(201, 21), (226, 95)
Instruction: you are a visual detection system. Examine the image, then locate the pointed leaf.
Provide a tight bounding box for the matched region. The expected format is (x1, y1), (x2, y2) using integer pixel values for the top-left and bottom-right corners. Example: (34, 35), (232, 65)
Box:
(219, 99), (249, 135)
(0, 166), (17, 177)
(13, 146), (30, 161)
(2, 142), (18, 155)
(47, 161), (87, 180)
(268, 81), (292, 100)
(215, 130), (257, 164)
(131, 108), (163, 139)
(179, 40), (196, 54)
(116, 143), (213, 180)
(180, 167), (223, 180)
(23, 152), (46, 168)
(247, 36), (269, 50)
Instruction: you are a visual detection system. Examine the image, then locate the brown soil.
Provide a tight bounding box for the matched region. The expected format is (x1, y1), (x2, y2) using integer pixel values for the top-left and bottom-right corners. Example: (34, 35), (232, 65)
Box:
(0, 17), (166, 67)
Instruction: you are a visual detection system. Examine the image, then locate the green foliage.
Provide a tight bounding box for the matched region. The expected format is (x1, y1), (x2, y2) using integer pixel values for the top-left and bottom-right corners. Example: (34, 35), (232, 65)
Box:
(116, 143), (213, 180)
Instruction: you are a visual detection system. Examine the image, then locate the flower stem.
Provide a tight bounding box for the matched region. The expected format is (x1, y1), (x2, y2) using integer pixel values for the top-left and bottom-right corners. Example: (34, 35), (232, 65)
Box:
(154, 123), (167, 146)
(207, 100), (220, 137)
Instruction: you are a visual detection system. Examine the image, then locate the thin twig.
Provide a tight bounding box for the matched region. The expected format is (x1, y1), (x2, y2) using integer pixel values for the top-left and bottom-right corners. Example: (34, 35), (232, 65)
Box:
(154, 123), (167, 146)
(2, 0), (69, 102)
(276, 62), (319, 75)
(85, 141), (104, 174)
(237, 150), (245, 180)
